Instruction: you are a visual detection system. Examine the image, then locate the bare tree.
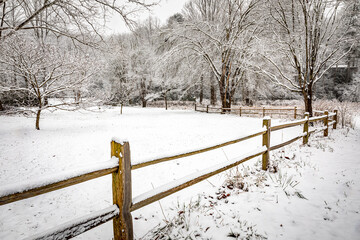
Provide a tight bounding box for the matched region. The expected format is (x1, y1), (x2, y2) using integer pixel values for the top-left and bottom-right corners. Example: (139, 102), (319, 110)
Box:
(261, 0), (352, 116)
(0, 0), (158, 111)
(105, 40), (134, 106)
(0, 33), (97, 129)
(0, 0), (158, 41)
(126, 17), (161, 107)
(162, 0), (261, 110)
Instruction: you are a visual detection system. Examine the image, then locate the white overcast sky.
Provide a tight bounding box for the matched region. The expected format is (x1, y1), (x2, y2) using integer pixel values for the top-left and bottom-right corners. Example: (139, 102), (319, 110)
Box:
(106, 0), (188, 35)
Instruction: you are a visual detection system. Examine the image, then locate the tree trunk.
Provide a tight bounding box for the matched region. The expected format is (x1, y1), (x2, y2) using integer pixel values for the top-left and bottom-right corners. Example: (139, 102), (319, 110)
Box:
(36, 108), (41, 130)
(164, 91), (168, 110)
(199, 74), (203, 104)
(219, 82), (226, 112)
(210, 85), (216, 105)
(225, 88), (231, 110)
(36, 97), (42, 130)
(220, 88), (231, 112)
(74, 90), (81, 104)
(210, 72), (216, 105)
(220, 63), (232, 112)
(0, 100), (3, 111)
(304, 88), (313, 117)
(140, 79), (147, 108)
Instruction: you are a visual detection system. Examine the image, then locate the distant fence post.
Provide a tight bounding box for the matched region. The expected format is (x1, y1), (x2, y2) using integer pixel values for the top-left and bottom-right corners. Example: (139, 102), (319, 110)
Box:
(333, 110), (338, 129)
(194, 104), (197, 111)
(303, 112), (309, 144)
(294, 107), (297, 119)
(206, 105), (209, 113)
(221, 107), (225, 114)
(262, 107), (265, 117)
(239, 107), (242, 117)
(111, 140), (133, 240)
(324, 111), (329, 137)
(120, 104), (123, 115)
(262, 117), (271, 171)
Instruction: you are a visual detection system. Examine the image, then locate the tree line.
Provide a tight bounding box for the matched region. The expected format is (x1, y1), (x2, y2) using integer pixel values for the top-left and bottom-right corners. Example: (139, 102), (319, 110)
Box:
(0, 0), (359, 129)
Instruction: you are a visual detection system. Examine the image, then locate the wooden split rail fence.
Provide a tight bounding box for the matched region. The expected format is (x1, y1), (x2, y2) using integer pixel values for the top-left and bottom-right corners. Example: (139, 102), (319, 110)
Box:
(0, 110), (338, 240)
(195, 104), (302, 119)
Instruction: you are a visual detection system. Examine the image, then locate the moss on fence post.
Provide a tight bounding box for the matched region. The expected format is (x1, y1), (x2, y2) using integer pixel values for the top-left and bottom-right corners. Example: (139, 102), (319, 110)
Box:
(111, 140), (133, 240)
(303, 112), (309, 144)
(324, 111), (329, 137)
(262, 117), (271, 171)
(333, 110), (338, 129)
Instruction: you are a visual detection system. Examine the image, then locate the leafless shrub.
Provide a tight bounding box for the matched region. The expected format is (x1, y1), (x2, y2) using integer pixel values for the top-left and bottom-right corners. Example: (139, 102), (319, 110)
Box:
(313, 100), (359, 128)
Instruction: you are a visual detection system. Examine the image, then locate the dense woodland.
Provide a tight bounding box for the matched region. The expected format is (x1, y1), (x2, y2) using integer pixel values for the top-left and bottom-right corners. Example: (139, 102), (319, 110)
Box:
(0, 0), (359, 129)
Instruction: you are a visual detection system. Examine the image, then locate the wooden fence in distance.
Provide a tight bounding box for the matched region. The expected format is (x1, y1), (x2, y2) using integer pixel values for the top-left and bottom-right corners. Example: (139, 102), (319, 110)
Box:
(195, 104), (302, 119)
(0, 109), (338, 240)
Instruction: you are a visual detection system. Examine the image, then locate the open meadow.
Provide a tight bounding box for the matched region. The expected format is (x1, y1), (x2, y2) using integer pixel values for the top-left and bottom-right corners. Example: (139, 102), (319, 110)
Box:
(0, 107), (359, 239)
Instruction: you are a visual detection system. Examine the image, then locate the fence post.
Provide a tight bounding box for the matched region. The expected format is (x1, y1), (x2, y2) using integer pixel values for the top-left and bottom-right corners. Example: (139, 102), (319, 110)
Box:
(262, 107), (265, 117)
(303, 112), (309, 144)
(324, 111), (329, 137)
(333, 110), (338, 129)
(194, 104), (197, 111)
(120, 104), (123, 115)
(111, 140), (133, 240)
(206, 105), (209, 113)
(262, 117), (271, 171)
(294, 107), (297, 119)
(239, 107), (242, 117)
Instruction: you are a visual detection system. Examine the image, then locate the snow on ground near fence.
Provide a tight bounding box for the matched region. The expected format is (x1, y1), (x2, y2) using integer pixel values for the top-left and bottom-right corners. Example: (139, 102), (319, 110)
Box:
(0, 107), (359, 239)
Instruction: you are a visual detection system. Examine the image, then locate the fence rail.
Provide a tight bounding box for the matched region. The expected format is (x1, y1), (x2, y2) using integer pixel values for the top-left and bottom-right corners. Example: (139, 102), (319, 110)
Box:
(0, 166), (118, 206)
(195, 104), (302, 119)
(131, 128), (266, 170)
(0, 108), (338, 240)
(23, 205), (120, 240)
(130, 147), (267, 212)
(271, 119), (307, 132)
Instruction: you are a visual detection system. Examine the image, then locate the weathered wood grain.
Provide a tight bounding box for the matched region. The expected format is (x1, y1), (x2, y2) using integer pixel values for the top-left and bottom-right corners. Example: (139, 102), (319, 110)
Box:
(262, 118), (271, 171)
(111, 141), (133, 240)
(303, 113), (310, 144)
(324, 111), (329, 137)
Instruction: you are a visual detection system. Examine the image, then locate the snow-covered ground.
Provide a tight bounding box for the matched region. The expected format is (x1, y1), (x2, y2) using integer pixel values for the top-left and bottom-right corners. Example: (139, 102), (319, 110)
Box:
(0, 107), (359, 239)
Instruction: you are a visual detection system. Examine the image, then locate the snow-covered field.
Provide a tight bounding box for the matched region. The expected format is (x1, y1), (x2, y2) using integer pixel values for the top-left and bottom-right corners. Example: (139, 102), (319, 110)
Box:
(0, 107), (359, 239)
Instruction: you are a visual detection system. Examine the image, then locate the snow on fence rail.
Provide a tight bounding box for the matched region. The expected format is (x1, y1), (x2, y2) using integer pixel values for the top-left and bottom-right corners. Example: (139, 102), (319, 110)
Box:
(0, 159), (119, 205)
(23, 205), (120, 240)
(0, 109), (338, 240)
(131, 128), (267, 169)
